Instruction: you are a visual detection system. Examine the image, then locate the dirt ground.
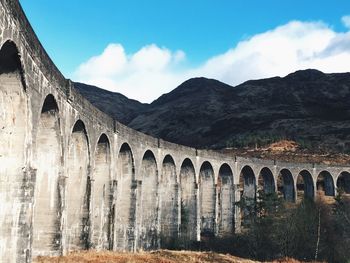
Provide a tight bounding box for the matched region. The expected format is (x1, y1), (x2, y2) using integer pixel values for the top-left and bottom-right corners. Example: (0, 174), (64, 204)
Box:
(34, 250), (321, 263)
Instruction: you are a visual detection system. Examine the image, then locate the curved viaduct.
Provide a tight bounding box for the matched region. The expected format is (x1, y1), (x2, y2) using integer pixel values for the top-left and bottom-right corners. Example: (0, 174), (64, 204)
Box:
(0, 0), (350, 262)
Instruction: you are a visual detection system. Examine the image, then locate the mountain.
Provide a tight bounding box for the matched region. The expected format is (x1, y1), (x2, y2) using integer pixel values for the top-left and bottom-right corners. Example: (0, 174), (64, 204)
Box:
(74, 82), (147, 124)
(74, 70), (350, 153)
(128, 77), (234, 147)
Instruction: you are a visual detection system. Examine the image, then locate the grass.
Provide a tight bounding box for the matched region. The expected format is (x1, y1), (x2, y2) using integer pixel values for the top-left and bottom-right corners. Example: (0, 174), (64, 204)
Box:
(34, 250), (323, 263)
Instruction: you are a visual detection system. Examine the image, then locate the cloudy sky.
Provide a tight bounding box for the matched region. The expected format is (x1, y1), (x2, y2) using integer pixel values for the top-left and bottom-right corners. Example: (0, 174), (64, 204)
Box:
(20, 0), (350, 103)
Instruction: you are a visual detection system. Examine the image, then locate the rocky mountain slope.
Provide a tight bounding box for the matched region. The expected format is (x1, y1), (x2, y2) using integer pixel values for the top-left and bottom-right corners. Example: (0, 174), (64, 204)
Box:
(74, 82), (147, 124)
(74, 69), (350, 153)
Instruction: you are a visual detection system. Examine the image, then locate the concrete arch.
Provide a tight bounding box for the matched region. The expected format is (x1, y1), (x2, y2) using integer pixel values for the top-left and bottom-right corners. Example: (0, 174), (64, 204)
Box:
(94, 133), (112, 158)
(160, 154), (179, 247)
(180, 158), (197, 242)
(238, 165), (256, 227)
(217, 163), (234, 236)
(316, 171), (335, 197)
(91, 133), (112, 250)
(296, 170), (315, 200)
(161, 154), (177, 183)
(139, 150), (159, 250)
(277, 169), (295, 202)
(0, 40), (27, 89)
(115, 142), (137, 251)
(70, 120), (89, 143)
(336, 171), (350, 194)
(39, 94), (60, 114)
(199, 161), (215, 237)
(116, 142), (136, 179)
(178, 156), (197, 183)
(0, 39), (29, 262)
(138, 148), (160, 176)
(258, 167), (275, 194)
(239, 165), (256, 199)
(32, 94), (62, 256)
(66, 119), (91, 251)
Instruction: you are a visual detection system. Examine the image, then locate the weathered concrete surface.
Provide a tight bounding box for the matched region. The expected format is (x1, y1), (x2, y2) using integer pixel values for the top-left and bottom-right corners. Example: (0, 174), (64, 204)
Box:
(199, 162), (215, 237)
(91, 134), (111, 250)
(32, 95), (61, 257)
(1, 1), (350, 262)
(217, 164), (234, 236)
(0, 42), (29, 263)
(179, 159), (197, 242)
(115, 143), (137, 251)
(138, 150), (159, 250)
(159, 155), (179, 247)
(66, 121), (90, 251)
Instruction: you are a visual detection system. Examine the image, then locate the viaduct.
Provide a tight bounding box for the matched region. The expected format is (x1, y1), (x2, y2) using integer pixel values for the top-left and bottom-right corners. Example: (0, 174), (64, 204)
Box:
(0, 0), (349, 262)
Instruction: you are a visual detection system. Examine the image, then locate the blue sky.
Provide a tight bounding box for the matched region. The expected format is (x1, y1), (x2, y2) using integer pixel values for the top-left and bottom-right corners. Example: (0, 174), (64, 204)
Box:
(20, 0), (350, 102)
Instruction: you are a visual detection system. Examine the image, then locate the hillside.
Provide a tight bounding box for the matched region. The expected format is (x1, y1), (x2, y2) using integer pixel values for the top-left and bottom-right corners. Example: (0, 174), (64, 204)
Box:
(74, 82), (147, 124)
(129, 77), (233, 147)
(75, 69), (350, 153)
(34, 250), (314, 263)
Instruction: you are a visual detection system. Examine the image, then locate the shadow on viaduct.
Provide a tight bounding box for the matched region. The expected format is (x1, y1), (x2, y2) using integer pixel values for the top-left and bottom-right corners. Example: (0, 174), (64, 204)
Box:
(0, 0), (350, 262)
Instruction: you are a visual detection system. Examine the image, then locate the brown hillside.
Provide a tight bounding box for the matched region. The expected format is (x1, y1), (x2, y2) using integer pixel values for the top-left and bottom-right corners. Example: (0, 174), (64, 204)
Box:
(34, 250), (322, 263)
(222, 140), (350, 165)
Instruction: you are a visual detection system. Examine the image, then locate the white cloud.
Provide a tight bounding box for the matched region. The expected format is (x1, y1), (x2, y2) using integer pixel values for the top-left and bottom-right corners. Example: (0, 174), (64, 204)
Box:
(342, 15), (350, 29)
(74, 44), (188, 102)
(130, 44), (171, 72)
(73, 18), (350, 103)
(194, 21), (341, 85)
(77, 44), (127, 78)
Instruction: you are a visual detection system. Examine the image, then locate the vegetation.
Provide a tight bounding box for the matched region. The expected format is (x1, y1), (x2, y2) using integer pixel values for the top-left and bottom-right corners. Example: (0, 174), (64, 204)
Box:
(225, 132), (289, 149)
(199, 192), (350, 263)
(225, 132), (332, 154)
(34, 193), (350, 262)
(160, 192), (350, 262)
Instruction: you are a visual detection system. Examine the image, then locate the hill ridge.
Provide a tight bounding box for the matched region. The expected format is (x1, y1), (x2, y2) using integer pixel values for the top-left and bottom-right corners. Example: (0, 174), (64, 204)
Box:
(74, 69), (350, 153)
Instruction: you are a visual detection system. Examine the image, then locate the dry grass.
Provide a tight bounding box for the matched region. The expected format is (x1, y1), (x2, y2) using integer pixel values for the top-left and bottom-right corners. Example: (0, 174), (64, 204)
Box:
(34, 250), (321, 263)
(222, 140), (350, 165)
(267, 140), (299, 152)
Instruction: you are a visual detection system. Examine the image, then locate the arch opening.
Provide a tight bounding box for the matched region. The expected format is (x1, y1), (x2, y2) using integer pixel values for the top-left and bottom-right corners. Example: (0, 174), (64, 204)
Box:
(258, 167), (275, 194)
(238, 166), (256, 226)
(239, 166), (256, 199)
(316, 171), (335, 197)
(160, 155), (178, 248)
(296, 170), (314, 200)
(32, 95), (61, 256)
(139, 150), (158, 250)
(115, 143), (136, 251)
(0, 40), (28, 262)
(337, 172), (350, 194)
(0, 41), (25, 85)
(91, 134), (112, 250)
(41, 94), (58, 113)
(199, 161), (215, 238)
(217, 164), (234, 236)
(66, 120), (90, 251)
(180, 158), (197, 242)
(277, 169), (295, 202)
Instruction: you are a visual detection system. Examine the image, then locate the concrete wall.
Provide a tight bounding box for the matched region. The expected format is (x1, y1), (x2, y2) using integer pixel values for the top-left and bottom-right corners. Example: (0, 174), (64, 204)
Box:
(1, 0), (350, 262)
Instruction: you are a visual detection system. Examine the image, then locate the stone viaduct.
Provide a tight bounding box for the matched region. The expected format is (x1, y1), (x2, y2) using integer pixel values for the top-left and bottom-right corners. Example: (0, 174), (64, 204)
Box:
(0, 0), (350, 262)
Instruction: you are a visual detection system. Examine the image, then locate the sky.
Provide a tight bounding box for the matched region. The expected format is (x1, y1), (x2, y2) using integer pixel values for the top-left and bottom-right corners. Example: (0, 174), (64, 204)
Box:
(20, 0), (350, 103)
